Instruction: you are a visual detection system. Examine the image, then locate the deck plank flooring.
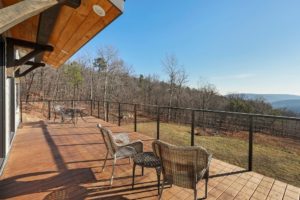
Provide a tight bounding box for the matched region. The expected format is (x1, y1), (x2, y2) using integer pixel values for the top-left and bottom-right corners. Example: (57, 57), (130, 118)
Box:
(0, 117), (299, 200)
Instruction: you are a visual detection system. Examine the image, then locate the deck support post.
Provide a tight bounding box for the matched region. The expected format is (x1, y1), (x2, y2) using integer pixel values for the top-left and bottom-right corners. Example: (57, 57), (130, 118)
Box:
(156, 107), (160, 140)
(118, 103), (121, 126)
(48, 100), (51, 120)
(134, 104), (137, 132)
(106, 102), (109, 122)
(248, 116), (254, 171)
(97, 101), (100, 118)
(90, 100), (93, 116)
(191, 110), (195, 146)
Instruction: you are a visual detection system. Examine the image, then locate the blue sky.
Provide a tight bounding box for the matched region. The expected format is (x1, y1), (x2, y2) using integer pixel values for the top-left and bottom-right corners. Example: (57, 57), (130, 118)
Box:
(72, 0), (300, 95)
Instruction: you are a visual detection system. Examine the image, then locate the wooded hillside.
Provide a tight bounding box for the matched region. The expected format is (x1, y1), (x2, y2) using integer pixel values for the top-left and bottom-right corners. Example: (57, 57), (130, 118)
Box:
(20, 46), (296, 117)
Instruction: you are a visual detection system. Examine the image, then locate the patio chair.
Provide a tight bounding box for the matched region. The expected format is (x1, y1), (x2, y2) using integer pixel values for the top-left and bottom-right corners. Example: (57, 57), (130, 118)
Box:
(152, 140), (212, 200)
(53, 105), (66, 122)
(97, 124), (143, 185)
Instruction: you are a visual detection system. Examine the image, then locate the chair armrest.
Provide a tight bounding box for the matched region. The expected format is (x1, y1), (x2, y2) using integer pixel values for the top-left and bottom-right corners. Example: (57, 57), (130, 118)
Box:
(113, 133), (130, 144)
(196, 153), (212, 180)
(118, 140), (143, 153)
(116, 146), (137, 158)
(207, 154), (212, 169)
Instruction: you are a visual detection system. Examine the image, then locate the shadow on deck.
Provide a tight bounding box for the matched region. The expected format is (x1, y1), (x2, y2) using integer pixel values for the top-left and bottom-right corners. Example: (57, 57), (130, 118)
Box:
(0, 117), (299, 200)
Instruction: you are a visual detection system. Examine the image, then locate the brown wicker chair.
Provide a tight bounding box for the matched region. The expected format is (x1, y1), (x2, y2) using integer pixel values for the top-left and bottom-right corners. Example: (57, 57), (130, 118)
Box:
(97, 124), (143, 185)
(152, 140), (212, 200)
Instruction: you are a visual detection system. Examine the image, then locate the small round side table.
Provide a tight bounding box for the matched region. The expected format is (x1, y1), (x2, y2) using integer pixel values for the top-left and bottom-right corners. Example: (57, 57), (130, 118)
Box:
(132, 152), (161, 194)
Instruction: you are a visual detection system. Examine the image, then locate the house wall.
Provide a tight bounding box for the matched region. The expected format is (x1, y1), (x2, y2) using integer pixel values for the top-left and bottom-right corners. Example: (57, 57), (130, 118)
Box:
(0, 37), (6, 169)
(5, 78), (11, 154)
(15, 80), (20, 133)
(0, 36), (20, 174)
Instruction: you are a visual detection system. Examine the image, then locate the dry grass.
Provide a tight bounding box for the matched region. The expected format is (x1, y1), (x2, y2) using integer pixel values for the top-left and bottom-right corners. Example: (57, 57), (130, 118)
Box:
(122, 121), (300, 187)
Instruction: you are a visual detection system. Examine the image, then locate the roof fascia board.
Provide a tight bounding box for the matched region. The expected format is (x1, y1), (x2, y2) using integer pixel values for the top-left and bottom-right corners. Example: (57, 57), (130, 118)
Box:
(0, 0), (59, 34)
(109, 0), (124, 12)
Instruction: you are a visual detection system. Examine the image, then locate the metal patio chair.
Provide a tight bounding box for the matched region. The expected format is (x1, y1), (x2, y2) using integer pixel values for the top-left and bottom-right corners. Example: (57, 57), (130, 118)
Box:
(53, 105), (66, 122)
(97, 124), (143, 185)
(152, 140), (212, 200)
(53, 105), (77, 124)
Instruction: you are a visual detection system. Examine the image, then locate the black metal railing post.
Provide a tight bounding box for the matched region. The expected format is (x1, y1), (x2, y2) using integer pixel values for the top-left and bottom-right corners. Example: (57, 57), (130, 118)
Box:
(48, 100), (51, 120)
(134, 104), (137, 132)
(72, 100), (74, 108)
(191, 110), (195, 146)
(106, 101), (109, 122)
(248, 116), (254, 171)
(157, 106), (160, 140)
(118, 103), (121, 126)
(97, 101), (100, 118)
(20, 100), (23, 123)
(90, 100), (93, 116)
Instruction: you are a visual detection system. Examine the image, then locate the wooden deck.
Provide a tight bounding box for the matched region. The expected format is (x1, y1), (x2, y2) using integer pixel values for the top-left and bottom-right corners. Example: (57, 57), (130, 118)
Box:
(0, 117), (299, 200)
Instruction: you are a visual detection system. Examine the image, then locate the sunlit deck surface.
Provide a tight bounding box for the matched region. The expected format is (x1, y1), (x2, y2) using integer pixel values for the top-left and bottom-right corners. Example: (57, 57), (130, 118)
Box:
(0, 116), (299, 200)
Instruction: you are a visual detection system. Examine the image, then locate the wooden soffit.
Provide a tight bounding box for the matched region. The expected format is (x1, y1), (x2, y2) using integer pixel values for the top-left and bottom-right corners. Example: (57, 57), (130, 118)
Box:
(0, 0), (123, 68)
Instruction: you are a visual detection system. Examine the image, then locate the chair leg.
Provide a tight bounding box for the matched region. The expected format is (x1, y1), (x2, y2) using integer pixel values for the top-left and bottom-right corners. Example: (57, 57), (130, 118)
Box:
(61, 114), (65, 123)
(101, 151), (109, 172)
(205, 171), (209, 199)
(132, 163), (136, 189)
(110, 156), (117, 185)
(155, 167), (161, 195)
(158, 177), (165, 200)
(142, 166), (144, 176)
(194, 188), (197, 200)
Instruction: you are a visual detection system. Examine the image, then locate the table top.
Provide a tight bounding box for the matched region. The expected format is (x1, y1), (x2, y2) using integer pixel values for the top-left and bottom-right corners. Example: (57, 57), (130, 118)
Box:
(133, 152), (161, 168)
(64, 107), (86, 112)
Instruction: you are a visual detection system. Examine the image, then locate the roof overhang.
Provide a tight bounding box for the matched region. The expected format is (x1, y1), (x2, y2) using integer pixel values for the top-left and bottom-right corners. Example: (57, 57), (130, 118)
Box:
(0, 0), (124, 68)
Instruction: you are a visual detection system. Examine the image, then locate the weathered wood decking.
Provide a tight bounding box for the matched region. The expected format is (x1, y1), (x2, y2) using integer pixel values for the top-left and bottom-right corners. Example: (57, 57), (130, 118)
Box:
(0, 117), (299, 200)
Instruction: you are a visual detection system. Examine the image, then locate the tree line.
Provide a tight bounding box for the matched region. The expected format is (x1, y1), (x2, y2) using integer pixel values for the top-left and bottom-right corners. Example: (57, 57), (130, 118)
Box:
(20, 46), (297, 117)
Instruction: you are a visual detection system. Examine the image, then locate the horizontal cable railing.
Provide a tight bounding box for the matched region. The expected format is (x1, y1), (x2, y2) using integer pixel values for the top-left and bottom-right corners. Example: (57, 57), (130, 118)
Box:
(20, 99), (300, 186)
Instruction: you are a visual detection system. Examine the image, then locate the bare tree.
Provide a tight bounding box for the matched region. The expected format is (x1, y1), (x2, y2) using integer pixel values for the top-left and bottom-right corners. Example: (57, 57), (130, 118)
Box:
(175, 68), (188, 106)
(162, 54), (187, 121)
(93, 46), (127, 120)
(196, 80), (218, 130)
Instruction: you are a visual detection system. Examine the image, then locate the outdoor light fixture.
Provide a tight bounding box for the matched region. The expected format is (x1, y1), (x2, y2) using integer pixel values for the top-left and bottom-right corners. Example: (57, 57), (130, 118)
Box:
(93, 5), (106, 17)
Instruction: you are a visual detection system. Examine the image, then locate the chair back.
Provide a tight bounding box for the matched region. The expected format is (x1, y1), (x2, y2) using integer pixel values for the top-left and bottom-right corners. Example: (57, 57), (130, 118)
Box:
(54, 105), (63, 113)
(152, 140), (210, 189)
(97, 124), (117, 156)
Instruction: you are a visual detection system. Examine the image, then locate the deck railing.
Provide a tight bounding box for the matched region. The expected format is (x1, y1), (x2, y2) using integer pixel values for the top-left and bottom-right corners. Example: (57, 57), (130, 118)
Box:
(20, 99), (300, 181)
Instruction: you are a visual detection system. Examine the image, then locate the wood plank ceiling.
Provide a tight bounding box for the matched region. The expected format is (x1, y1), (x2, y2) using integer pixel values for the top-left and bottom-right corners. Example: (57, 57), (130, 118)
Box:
(1, 0), (122, 68)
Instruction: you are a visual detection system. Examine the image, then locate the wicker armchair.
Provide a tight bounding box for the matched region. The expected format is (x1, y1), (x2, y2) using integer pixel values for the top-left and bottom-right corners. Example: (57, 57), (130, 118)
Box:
(152, 140), (212, 200)
(97, 124), (143, 185)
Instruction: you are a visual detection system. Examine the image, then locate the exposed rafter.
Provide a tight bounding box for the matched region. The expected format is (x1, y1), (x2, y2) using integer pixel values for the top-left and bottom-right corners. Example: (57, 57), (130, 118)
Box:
(35, 4), (62, 63)
(35, 0), (81, 63)
(64, 0), (81, 8)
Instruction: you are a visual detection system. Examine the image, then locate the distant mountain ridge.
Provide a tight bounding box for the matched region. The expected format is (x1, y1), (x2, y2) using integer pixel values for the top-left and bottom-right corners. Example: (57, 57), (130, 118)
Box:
(272, 99), (300, 113)
(231, 93), (300, 113)
(238, 93), (300, 103)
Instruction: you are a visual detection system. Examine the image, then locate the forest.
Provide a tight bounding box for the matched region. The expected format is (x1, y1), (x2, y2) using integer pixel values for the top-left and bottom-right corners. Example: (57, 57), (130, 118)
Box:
(20, 46), (296, 117)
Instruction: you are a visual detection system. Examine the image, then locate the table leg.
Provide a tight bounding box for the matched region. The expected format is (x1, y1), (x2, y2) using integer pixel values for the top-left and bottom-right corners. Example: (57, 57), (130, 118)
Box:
(71, 111), (76, 125)
(142, 166), (144, 176)
(132, 163), (136, 189)
(80, 111), (87, 122)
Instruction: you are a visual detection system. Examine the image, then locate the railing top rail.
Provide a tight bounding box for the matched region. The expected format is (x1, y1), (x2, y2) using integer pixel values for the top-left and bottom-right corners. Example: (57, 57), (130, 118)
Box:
(21, 99), (300, 121)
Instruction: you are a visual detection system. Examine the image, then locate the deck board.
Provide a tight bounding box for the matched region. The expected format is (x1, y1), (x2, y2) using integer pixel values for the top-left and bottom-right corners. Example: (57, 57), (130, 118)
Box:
(0, 117), (299, 200)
